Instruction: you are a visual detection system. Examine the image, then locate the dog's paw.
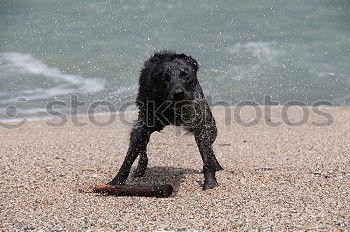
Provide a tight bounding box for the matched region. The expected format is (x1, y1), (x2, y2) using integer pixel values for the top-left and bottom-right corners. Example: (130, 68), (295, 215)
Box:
(203, 179), (219, 190)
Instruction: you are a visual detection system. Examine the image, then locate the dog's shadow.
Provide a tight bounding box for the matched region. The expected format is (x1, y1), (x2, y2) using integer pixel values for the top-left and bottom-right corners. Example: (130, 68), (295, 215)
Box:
(128, 166), (201, 194)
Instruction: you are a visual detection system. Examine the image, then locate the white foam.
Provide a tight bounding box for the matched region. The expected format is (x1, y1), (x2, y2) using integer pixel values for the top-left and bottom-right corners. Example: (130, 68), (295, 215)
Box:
(0, 52), (105, 99)
(309, 63), (336, 79)
(223, 41), (279, 81)
(228, 41), (279, 63)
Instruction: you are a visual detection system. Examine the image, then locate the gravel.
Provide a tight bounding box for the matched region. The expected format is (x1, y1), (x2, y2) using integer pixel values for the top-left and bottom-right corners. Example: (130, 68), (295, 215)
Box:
(1, 107), (350, 230)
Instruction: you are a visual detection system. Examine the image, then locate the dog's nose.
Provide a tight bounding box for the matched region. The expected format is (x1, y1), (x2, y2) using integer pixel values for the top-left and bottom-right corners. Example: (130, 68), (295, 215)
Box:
(172, 89), (185, 101)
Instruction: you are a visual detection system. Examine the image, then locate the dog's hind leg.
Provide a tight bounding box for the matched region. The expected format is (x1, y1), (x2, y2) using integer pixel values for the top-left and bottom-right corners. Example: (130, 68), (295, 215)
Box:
(108, 123), (152, 185)
(133, 151), (148, 178)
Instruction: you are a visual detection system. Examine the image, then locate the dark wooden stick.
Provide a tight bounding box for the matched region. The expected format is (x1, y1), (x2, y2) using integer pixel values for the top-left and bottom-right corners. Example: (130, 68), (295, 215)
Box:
(94, 184), (173, 198)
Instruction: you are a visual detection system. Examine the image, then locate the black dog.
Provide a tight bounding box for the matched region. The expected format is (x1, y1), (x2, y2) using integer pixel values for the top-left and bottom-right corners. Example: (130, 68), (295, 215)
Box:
(108, 50), (223, 190)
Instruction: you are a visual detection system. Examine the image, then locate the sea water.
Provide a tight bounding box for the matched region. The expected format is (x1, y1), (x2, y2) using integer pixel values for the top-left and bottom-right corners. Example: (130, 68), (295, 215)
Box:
(0, 0), (349, 119)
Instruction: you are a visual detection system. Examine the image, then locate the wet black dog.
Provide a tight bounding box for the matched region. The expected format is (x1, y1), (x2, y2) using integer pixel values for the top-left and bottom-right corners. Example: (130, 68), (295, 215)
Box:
(108, 50), (223, 190)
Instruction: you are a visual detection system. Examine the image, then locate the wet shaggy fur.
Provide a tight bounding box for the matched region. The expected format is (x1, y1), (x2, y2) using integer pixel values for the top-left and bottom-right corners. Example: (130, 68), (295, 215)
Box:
(108, 50), (223, 190)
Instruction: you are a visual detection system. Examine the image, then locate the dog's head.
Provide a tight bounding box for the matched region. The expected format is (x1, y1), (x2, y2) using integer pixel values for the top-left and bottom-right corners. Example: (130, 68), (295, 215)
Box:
(149, 51), (199, 105)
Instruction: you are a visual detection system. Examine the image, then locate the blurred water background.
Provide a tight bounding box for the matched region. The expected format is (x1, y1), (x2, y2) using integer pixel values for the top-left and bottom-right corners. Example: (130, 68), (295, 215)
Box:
(0, 0), (350, 119)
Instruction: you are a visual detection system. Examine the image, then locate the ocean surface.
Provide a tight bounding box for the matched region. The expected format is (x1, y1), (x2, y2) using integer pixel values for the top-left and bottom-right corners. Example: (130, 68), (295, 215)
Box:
(0, 0), (350, 119)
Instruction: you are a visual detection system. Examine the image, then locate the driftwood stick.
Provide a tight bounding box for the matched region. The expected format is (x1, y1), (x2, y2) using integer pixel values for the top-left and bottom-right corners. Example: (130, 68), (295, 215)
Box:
(94, 184), (174, 198)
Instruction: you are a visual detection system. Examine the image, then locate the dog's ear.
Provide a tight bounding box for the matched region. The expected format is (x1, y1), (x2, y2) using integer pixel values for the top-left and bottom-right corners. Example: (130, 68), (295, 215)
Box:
(177, 54), (199, 72)
(149, 50), (175, 64)
(148, 53), (166, 64)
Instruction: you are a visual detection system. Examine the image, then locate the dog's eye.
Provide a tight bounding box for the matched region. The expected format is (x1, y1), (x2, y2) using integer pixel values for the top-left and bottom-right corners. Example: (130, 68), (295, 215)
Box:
(180, 70), (189, 79)
(163, 73), (171, 82)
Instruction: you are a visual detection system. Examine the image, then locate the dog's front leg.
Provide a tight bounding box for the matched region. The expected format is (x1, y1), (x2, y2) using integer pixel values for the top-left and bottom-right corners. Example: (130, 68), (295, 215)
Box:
(194, 132), (219, 190)
(108, 123), (151, 185)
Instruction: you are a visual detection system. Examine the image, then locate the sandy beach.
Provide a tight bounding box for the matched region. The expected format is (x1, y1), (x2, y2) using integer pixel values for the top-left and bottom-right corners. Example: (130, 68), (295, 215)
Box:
(1, 106), (350, 230)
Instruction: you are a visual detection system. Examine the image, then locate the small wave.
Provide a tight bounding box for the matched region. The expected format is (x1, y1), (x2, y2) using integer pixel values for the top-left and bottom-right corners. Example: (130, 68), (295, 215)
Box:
(309, 63), (336, 79)
(222, 41), (279, 81)
(0, 52), (105, 99)
(227, 41), (279, 64)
